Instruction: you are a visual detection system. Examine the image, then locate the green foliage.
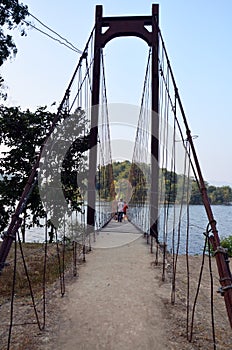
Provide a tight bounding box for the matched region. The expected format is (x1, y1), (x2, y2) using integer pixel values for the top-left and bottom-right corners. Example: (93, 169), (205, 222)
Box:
(190, 180), (232, 205)
(109, 160), (132, 201)
(0, 0), (29, 99)
(129, 162), (148, 203)
(113, 160), (131, 181)
(160, 168), (177, 203)
(96, 163), (115, 200)
(60, 110), (90, 207)
(220, 236), (232, 257)
(0, 106), (55, 238)
(0, 106), (90, 241)
(208, 185), (232, 205)
(111, 161), (232, 206)
(189, 180), (203, 205)
(210, 236), (232, 258)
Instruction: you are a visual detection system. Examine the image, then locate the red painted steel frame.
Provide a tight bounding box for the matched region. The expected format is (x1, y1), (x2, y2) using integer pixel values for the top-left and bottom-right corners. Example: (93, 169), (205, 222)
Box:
(87, 4), (160, 243)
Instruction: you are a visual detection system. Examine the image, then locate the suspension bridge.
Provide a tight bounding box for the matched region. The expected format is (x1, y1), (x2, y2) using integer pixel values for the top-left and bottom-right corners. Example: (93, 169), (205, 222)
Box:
(0, 4), (232, 349)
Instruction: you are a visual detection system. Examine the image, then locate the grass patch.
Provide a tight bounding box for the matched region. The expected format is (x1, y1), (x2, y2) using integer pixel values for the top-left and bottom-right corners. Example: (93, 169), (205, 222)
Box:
(0, 242), (76, 303)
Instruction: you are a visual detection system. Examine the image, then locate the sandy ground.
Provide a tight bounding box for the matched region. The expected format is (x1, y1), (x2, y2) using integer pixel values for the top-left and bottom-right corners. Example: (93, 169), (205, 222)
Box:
(39, 222), (231, 350)
(1, 221), (232, 349)
(52, 236), (169, 350)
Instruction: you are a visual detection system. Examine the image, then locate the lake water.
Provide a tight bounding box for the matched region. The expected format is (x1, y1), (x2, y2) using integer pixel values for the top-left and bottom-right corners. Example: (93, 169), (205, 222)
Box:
(19, 205), (232, 255)
(186, 205), (232, 254)
(130, 204), (232, 255)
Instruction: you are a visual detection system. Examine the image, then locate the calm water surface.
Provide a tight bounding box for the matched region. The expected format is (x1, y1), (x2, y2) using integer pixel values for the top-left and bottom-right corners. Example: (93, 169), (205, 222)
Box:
(160, 205), (232, 255)
(25, 205), (232, 255)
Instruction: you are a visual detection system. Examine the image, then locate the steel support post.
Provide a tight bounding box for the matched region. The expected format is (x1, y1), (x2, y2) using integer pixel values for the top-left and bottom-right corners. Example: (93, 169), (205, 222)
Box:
(87, 4), (159, 238)
(86, 6), (102, 234)
(150, 4), (159, 242)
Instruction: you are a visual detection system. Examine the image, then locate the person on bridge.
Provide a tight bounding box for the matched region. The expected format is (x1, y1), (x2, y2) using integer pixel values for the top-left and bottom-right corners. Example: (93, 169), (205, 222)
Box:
(117, 198), (124, 222)
(123, 201), (128, 221)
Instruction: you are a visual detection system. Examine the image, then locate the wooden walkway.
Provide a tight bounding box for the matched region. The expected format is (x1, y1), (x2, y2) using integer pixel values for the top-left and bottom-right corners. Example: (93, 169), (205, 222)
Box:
(92, 220), (143, 249)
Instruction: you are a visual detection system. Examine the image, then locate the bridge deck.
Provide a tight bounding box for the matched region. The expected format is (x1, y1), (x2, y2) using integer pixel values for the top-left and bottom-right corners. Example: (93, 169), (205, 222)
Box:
(92, 219), (143, 249)
(49, 224), (170, 350)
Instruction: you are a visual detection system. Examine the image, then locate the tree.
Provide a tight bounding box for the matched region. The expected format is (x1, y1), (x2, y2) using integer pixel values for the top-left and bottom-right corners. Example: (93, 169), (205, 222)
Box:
(208, 185), (232, 205)
(113, 160), (131, 181)
(0, 106), (54, 241)
(220, 186), (232, 205)
(129, 162), (148, 204)
(188, 179), (202, 205)
(0, 0), (28, 99)
(38, 108), (90, 234)
(0, 106), (90, 242)
(95, 164), (115, 201)
(160, 168), (177, 204)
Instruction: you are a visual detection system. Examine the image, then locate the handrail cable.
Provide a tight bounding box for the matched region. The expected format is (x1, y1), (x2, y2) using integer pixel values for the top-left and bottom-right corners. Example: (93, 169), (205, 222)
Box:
(28, 11), (83, 54)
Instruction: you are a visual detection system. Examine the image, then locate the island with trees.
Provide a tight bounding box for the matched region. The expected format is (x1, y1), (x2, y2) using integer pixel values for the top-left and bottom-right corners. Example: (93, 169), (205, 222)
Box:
(110, 161), (232, 206)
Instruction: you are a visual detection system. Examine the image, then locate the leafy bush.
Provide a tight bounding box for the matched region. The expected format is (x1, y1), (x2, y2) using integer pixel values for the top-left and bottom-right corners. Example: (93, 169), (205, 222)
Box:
(220, 236), (232, 257)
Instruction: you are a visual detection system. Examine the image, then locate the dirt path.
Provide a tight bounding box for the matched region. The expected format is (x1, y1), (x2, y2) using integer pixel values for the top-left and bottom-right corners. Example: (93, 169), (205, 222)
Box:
(1, 222), (231, 349)
(43, 234), (172, 350)
(36, 222), (232, 350)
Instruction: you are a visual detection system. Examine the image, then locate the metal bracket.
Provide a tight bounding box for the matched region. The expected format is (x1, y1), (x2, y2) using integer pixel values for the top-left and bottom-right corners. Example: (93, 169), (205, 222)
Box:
(217, 284), (232, 296)
(203, 230), (214, 239)
(1, 231), (16, 240)
(0, 231), (8, 239)
(213, 245), (228, 256)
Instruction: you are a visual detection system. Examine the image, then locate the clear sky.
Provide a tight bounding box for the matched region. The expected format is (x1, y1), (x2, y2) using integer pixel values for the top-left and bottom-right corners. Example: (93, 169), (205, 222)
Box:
(1, 0), (232, 186)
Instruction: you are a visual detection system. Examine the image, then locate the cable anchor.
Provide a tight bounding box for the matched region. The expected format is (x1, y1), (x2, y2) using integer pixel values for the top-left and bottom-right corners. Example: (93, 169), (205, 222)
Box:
(213, 246), (228, 256)
(1, 230), (17, 240)
(217, 284), (232, 296)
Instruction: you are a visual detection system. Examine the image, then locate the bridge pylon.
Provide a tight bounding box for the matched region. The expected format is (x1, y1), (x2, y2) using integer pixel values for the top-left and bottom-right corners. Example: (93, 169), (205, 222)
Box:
(87, 4), (160, 241)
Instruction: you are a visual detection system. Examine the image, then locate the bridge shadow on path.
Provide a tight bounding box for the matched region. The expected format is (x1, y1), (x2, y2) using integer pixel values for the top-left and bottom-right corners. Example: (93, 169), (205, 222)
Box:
(46, 221), (172, 350)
